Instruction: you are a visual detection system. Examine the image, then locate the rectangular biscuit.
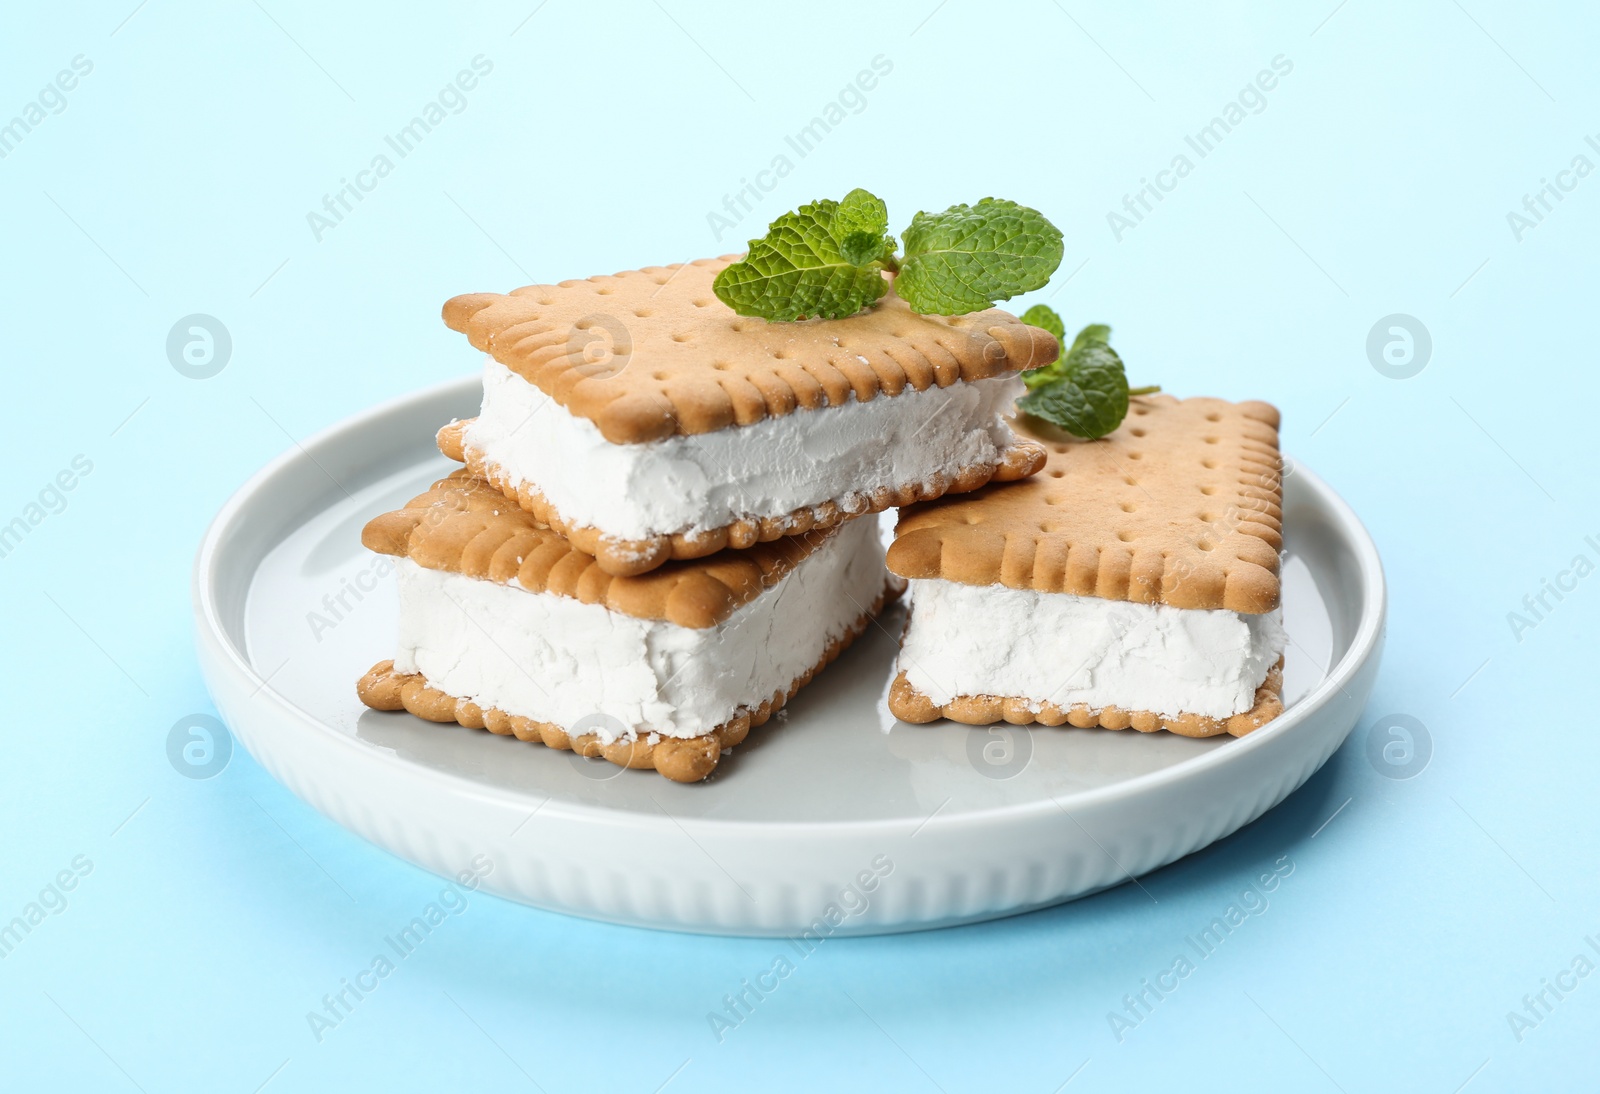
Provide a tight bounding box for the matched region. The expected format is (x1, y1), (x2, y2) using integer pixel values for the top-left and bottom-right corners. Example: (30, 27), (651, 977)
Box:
(887, 395), (1284, 613)
(441, 256), (1056, 443)
(888, 661), (1285, 738)
(358, 472), (901, 782)
(361, 470), (855, 629)
(437, 256), (1055, 576)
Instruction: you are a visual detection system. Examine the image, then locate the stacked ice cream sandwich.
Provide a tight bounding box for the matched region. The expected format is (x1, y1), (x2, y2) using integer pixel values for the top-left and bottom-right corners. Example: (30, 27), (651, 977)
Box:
(358, 256), (1056, 781)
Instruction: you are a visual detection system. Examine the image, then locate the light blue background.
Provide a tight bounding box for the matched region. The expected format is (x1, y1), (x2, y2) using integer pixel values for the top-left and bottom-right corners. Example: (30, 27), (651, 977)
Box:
(3, 1), (1596, 1090)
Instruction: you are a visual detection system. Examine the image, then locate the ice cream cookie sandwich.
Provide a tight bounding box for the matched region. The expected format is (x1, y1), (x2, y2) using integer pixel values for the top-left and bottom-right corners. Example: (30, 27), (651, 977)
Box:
(357, 472), (900, 781)
(435, 256), (1053, 577)
(886, 396), (1287, 737)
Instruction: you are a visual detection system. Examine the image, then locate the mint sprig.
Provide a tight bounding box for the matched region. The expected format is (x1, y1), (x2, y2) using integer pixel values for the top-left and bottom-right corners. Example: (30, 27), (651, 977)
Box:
(710, 195), (891, 322)
(713, 190), (1062, 321)
(896, 199), (1063, 315)
(834, 187), (897, 266)
(1016, 307), (1160, 439)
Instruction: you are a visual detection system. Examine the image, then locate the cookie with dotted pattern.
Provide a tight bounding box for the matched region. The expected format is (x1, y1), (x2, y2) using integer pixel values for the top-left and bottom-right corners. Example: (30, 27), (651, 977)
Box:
(360, 470), (892, 628)
(887, 396), (1283, 613)
(440, 255), (1058, 444)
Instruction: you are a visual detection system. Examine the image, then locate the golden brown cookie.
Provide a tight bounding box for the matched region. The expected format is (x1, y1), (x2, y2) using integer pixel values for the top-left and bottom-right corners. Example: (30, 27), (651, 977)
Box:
(441, 255), (1057, 444)
(887, 658), (1284, 738)
(362, 470), (863, 629)
(888, 396), (1283, 613)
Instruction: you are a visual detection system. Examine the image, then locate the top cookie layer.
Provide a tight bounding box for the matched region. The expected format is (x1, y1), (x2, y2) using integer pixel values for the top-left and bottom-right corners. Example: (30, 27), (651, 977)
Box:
(442, 256), (1057, 445)
(887, 396), (1283, 613)
(363, 472), (848, 629)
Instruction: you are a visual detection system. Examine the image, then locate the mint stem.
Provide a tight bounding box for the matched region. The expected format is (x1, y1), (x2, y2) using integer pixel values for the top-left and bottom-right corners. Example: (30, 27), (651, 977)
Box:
(1128, 385), (1161, 396)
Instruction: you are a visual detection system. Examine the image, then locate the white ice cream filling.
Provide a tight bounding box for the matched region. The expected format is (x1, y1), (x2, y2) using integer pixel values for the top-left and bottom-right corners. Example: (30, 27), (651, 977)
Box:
(391, 517), (888, 743)
(463, 356), (1024, 541)
(897, 579), (1286, 721)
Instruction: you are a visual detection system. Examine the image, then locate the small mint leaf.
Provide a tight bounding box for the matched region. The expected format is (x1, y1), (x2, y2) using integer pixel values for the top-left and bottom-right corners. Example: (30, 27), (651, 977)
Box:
(836, 187), (889, 239)
(836, 188), (895, 267)
(713, 198), (890, 321)
(1022, 322), (1117, 391)
(1017, 342), (1129, 439)
(896, 198), (1064, 315)
(840, 230), (886, 267)
(1020, 304), (1067, 391)
(1069, 323), (1111, 353)
(1020, 304), (1065, 343)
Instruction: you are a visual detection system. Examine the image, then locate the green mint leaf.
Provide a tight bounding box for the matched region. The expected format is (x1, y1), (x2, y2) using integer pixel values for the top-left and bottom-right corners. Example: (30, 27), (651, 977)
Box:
(835, 188), (896, 267)
(1019, 305), (1066, 391)
(895, 198), (1064, 315)
(1022, 320), (1119, 391)
(1069, 323), (1111, 353)
(1017, 342), (1130, 439)
(1020, 304), (1065, 343)
(1021, 368), (1057, 392)
(840, 230), (888, 266)
(835, 187), (889, 238)
(713, 198), (890, 321)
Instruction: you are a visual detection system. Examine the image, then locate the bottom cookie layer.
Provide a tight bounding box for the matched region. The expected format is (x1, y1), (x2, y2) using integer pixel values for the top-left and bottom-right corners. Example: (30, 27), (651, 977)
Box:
(358, 583), (898, 782)
(887, 657), (1284, 738)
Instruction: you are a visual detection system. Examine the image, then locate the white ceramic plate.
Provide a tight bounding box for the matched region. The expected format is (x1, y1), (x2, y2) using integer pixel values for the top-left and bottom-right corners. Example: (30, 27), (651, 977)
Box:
(194, 377), (1385, 936)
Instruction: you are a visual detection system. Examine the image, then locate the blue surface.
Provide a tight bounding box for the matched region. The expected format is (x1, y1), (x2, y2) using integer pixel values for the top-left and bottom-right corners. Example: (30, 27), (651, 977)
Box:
(3, 1), (1596, 1090)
